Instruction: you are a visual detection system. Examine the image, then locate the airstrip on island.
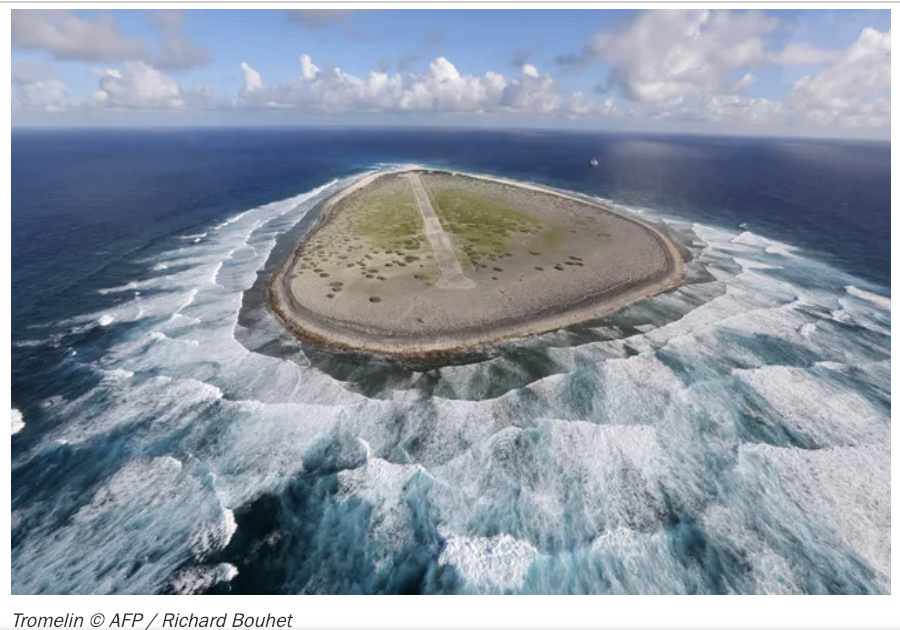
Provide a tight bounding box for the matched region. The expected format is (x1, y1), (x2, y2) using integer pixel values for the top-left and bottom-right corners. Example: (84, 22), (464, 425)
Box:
(269, 167), (686, 357)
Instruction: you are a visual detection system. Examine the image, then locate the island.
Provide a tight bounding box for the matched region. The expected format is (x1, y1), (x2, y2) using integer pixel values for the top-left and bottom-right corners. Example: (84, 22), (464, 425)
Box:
(268, 167), (686, 357)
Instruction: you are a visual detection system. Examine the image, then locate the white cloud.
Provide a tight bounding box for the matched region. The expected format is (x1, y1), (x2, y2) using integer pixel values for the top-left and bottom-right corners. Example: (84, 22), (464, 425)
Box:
(10, 13), (887, 137)
(559, 9), (841, 104)
(555, 10), (889, 131)
(499, 67), (561, 114)
(299, 54), (320, 81)
(558, 10), (777, 102)
(730, 72), (758, 94)
(12, 78), (75, 113)
(566, 92), (617, 117)
(238, 55), (589, 118)
(11, 59), (75, 112)
(93, 61), (186, 109)
(787, 27), (890, 127)
(11, 9), (147, 62)
(240, 62), (263, 94)
(623, 27), (890, 131)
(771, 42), (840, 66)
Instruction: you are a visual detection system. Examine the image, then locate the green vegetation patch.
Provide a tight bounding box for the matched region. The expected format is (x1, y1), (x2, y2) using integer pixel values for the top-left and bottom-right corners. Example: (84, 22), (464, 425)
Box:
(297, 175), (441, 281)
(350, 187), (428, 251)
(427, 189), (546, 269)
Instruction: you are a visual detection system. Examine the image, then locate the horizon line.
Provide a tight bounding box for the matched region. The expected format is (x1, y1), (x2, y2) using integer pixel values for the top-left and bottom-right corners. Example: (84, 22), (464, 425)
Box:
(9, 123), (891, 144)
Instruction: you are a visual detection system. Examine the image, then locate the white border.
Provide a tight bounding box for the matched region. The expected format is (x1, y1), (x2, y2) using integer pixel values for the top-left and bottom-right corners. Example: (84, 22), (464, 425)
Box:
(4, 3), (897, 629)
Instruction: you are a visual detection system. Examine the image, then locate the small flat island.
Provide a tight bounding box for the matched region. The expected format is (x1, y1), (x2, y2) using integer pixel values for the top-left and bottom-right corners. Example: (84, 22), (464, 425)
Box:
(269, 167), (686, 357)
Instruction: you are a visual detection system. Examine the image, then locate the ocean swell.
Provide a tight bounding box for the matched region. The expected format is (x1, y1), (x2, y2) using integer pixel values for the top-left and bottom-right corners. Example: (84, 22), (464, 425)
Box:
(11, 169), (890, 594)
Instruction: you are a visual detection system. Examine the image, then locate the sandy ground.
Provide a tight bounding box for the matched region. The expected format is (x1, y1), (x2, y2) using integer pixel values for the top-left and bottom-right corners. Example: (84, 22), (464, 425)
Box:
(269, 167), (686, 357)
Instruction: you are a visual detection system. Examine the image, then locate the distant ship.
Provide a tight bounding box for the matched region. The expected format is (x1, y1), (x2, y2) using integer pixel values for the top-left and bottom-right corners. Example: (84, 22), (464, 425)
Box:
(589, 158), (599, 167)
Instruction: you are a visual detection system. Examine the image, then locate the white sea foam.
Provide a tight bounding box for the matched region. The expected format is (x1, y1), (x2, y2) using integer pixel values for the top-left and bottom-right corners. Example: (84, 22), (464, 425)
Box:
(221, 507), (237, 548)
(166, 563), (238, 594)
(14, 171), (889, 594)
(735, 365), (888, 447)
(731, 230), (800, 257)
(439, 534), (537, 590)
(189, 504), (239, 562)
(846, 285), (891, 311)
(102, 368), (134, 380)
(47, 373), (222, 447)
(12, 409), (24, 435)
(583, 527), (709, 595)
(14, 338), (52, 348)
(14, 456), (230, 594)
(98, 281), (139, 295)
(98, 314), (115, 326)
(213, 212), (248, 231)
(40, 396), (64, 410)
(735, 443), (890, 589)
(177, 232), (208, 241)
(210, 261), (224, 286)
(337, 458), (423, 554)
(699, 504), (802, 594)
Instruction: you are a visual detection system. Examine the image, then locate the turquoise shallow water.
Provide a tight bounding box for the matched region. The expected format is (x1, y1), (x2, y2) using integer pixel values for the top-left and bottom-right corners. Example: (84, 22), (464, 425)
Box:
(11, 131), (890, 594)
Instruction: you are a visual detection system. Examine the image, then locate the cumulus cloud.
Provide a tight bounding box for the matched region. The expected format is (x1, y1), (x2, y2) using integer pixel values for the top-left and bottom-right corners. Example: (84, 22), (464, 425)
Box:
(92, 62), (220, 112)
(93, 62), (184, 109)
(558, 9), (841, 104)
(500, 66), (561, 114)
(787, 27), (890, 127)
(11, 9), (209, 70)
(12, 78), (76, 113)
(559, 10), (779, 102)
(11, 59), (76, 113)
(11, 12), (888, 136)
(554, 9), (888, 131)
(240, 62), (263, 95)
(617, 26), (890, 131)
(299, 54), (320, 81)
(12, 9), (147, 62)
(237, 54), (590, 118)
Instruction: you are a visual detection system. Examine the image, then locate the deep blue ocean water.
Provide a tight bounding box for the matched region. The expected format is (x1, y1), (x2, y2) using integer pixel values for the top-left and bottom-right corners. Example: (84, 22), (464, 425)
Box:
(11, 129), (890, 594)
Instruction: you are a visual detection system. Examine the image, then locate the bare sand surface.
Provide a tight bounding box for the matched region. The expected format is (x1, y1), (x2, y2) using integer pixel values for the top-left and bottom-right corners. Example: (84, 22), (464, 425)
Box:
(269, 167), (686, 357)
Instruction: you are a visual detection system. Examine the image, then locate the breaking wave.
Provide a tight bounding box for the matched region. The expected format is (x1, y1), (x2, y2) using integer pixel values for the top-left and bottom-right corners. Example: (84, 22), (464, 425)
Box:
(12, 409), (24, 435)
(11, 168), (890, 594)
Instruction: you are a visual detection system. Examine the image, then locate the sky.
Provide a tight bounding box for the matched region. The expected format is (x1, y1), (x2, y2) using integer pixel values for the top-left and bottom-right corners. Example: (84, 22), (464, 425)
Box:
(9, 8), (892, 139)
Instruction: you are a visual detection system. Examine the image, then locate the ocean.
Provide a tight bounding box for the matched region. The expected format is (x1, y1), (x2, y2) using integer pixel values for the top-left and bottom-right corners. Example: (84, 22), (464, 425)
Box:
(11, 128), (890, 594)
